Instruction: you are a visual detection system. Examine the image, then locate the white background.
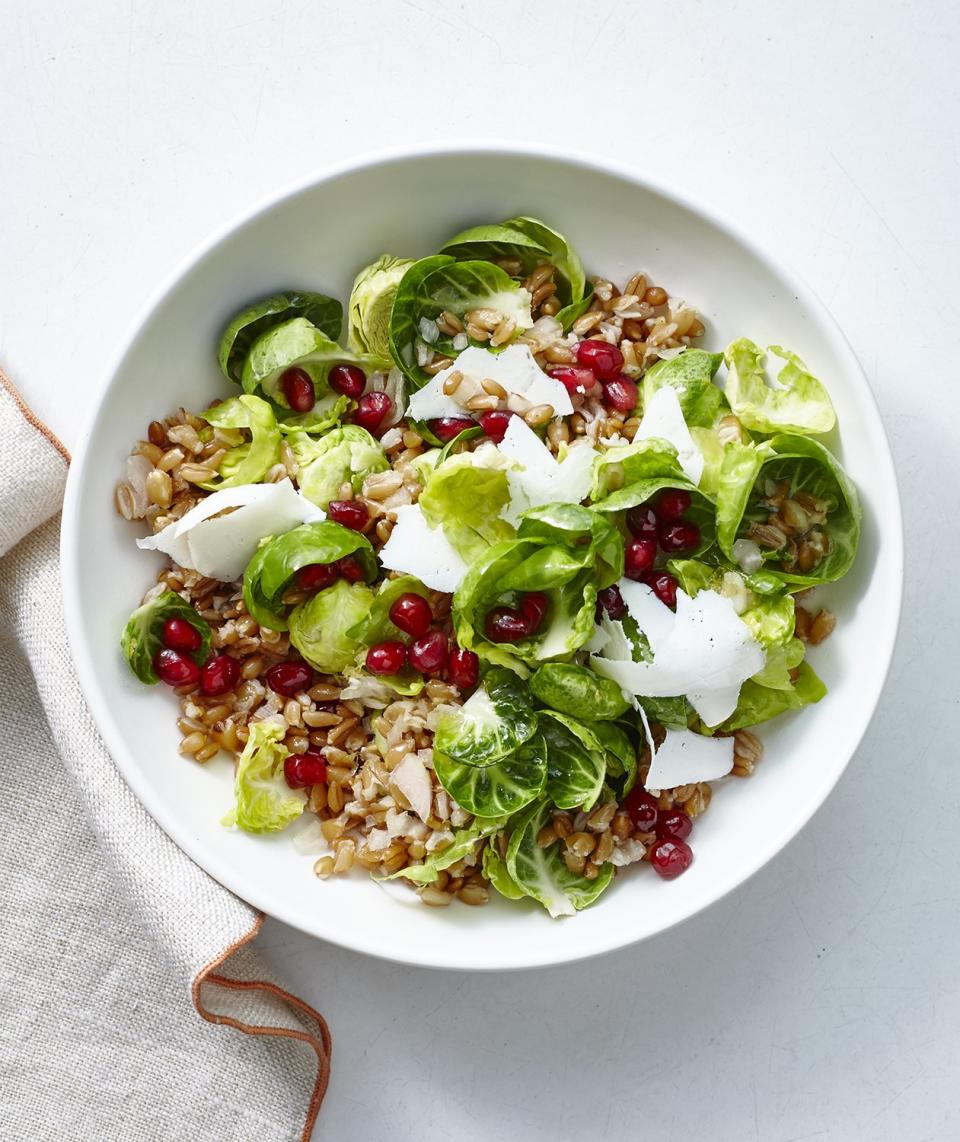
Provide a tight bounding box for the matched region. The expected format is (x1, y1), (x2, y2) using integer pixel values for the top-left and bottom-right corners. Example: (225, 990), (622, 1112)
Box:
(2, 2), (958, 1139)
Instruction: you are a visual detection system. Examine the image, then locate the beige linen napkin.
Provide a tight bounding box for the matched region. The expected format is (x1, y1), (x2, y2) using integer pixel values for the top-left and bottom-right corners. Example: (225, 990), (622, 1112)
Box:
(0, 371), (331, 1140)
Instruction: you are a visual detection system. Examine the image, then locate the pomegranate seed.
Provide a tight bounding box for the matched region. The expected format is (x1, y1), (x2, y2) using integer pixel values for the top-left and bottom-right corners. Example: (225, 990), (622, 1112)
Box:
(281, 366), (316, 413)
(623, 786), (658, 832)
(265, 661), (315, 697)
(625, 537), (658, 579)
(650, 837), (693, 879)
(597, 584), (627, 620)
(604, 375), (639, 413)
(389, 592), (432, 637)
(575, 339), (624, 380)
(153, 648), (200, 688)
(655, 489), (692, 522)
(625, 505), (658, 540)
(428, 416), (476, 443)
(328, 363), (366, 399)
(295, 562), (338, 592)
(547, 366), (597, 395)
(162, 617), (201, 653)
(327, 499), (369, 531)
(485, 607), (530, 643)
(658, 521), (700, 554)
(200, 654), (241, 696)
(519, 592), (548, 634)
(656, 810), (692, 840)
(284, 751), (327, 789)
(353, 392), (393, 433)
(337, 554), (366, 582)
(648, 571), (678, 609)
(366, 640), (407, 675)
(478, 409), (514, 443)
(408, 630), (449, 674)
(447, 646), (480, 689)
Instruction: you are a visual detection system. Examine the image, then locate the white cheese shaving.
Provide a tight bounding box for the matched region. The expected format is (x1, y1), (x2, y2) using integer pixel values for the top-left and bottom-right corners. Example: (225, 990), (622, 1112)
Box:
(496, 415), (597, 525)
(406, 345), (574, 422)
(591, 585), (764, 727)
(644, 729), (734, 790)
(137, 479), (325, 582)
(634, 386), (704, 486)
(377, 503), (469, 593)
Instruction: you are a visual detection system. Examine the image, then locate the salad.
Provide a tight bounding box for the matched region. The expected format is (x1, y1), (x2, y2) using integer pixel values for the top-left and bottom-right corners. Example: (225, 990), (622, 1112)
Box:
(116, 216), (860, 917)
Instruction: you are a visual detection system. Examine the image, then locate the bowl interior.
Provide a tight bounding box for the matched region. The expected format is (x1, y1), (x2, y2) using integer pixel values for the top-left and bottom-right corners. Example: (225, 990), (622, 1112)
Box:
(62, 150), (901, 970)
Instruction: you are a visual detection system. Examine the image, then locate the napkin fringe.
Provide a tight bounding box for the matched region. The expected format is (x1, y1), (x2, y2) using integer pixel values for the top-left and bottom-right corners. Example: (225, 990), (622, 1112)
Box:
(0, 366), (70, 461)
(193, 913), (332, 1141)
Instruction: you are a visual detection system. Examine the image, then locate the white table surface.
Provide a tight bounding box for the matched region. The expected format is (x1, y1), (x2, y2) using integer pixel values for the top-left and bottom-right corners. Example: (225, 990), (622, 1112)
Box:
(3, 1), (957, 1138)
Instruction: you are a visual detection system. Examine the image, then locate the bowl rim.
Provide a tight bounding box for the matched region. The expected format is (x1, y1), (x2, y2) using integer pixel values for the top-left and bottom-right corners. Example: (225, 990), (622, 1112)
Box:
(60, 141), (904, 971)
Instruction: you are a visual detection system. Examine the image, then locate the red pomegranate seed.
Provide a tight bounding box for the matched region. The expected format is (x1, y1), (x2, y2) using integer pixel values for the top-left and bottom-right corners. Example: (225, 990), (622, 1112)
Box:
(265, 661), (315, 697)
(547, 366), (597, 395)
(655, 489), (692, 522)
(353, 392), (393, 433)
(604, 375), (639, 413)
(281, 366), (316, 413)
(478, 409), (514, 443)
(519, 591), (549, 633)
(656, 810), (692, 840)
(153, 648), (200, 688)
(295, 562), (338, 592)
(284, 751), (327, 789)
(327, 499), (369, 531)
(407, 630), (449, 674)
(650, 837), (693, 879)
(337, 554), (366, 582)
(328, 363), (366, 399)
(575, 339), (624, 380)
(162, 617), (201, 653)
(623, 786), (659, 832)
(428, 416), (476, 443)
(200, 654), (241, 696)
(658, 521), (700, 554)
(625, 537), (657, 579)
(447, 646), (480, 689)
(389, 592), (432, 637)
(648, 571), (679, 609)
(485, 607), (530, 643)
(625, 505), (658, 540)
(597, 584), (627, 620)
(366, 640), (407, 676)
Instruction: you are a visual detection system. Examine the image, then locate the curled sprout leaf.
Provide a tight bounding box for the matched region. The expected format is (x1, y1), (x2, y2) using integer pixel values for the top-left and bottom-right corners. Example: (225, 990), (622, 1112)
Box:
(222, 720), (304, 834)
(434, 735), (548, 818)
(530, 662), (629, 721)
(121, 591), (211, 684)
(289, 579), (375, 674)
(199, 394), (281, 490)
(432, 668), (538, 768)
(386, 816), (508, 886)
(348, 254), (415, 359)
(218, 290), (343, 385)
(389, 255), (534, 388)
(723, 339), (836, 436)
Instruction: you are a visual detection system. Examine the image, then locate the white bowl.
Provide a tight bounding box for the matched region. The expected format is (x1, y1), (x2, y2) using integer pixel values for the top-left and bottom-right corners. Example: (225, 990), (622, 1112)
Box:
(61, 145), (902, 971)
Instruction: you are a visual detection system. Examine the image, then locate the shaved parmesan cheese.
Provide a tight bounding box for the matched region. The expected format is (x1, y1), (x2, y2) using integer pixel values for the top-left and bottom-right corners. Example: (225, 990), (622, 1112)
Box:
(497, 415), (597, 524)
(137, 479), (325, 581)
(407, 345), (574, 422)
(389, 753), (433, 822)
(644, 730), (734, 790)
(378, 503), (469, 592)
(634, 386), (704, 485)
(617, 579), (676, 645)
(591, 585), (764, 727)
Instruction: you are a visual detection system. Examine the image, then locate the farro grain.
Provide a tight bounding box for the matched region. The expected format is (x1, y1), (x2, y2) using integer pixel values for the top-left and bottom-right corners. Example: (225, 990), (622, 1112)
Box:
(809, 609), (836, 645)
(442, 370), (464, 395)
(537, 824), (558, 848)
(524, 404), (554, 427)
(194, 741), (220, 762)
(420, 886), (453, 907)
(313, 856), (335, 880)
(458, 884), (489, 906)
(489, 317), (516, 347)
(148, 420), (166, 446)
(179, 731), (207, 756)
(563, 850), (586, 875)
(115, 483), (136, 520)
(481, 377), (508, 398)
(465, 393), (499, 412)
(567, 831), (596, 858)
